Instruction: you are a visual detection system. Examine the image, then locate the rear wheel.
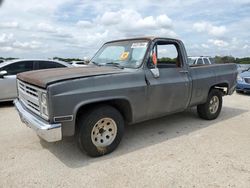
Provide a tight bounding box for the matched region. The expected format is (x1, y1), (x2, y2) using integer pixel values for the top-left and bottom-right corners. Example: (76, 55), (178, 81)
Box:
(197, 89), (223, 120)
(77, 105), (124, 157)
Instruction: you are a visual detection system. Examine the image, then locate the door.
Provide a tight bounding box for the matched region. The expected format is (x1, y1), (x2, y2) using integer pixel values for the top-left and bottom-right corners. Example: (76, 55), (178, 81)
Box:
(145, 40), (191, 118)
(0, 61), (34, 100)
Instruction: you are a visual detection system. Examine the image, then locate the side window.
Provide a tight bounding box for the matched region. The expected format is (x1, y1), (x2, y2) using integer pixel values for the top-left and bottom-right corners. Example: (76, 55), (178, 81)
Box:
(149, 42), (181, 68)
(4, 61), (34, 75)
(196, 58), (203, 65)
(38, 61), (65, 69)
(203, 58), (210, 64)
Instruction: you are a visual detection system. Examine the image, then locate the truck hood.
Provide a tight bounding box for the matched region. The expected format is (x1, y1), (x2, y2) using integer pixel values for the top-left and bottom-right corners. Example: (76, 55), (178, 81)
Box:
(17, 65), (126, 88)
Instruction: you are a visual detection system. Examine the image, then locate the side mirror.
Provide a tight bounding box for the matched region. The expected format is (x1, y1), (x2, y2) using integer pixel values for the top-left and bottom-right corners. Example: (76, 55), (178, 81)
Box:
(149, 52), (160, 78)
(150, 68), (160, 78)
(0, 70), (7, 78)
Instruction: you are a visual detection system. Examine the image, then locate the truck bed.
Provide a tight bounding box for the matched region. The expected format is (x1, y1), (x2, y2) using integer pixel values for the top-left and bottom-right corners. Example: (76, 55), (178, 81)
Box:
(188, 63), (237, 106)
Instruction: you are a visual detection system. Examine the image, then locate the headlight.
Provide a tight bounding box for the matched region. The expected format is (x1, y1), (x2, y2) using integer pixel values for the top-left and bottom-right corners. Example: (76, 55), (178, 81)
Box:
(40, 92), (48, 118)
(41, 93), (47, 106)
(237, 75), (243, 82)
(42, 106), (48, 116)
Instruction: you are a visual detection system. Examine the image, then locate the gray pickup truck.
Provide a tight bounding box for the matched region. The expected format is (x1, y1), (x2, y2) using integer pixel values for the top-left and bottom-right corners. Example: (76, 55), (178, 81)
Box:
(14, 37), (237, 157)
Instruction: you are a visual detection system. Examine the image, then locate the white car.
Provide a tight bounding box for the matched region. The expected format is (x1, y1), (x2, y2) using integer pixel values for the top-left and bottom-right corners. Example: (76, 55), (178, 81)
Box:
(0, 59), (72, 102)
(188, 56), (215, 66)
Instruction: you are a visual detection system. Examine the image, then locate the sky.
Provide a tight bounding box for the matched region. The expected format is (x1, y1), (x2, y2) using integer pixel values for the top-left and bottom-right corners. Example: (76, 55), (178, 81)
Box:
(0, 0), (250, 59)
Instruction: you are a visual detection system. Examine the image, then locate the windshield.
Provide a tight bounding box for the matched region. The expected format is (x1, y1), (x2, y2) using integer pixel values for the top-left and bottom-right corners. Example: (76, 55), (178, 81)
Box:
(91, 40), (149, 68)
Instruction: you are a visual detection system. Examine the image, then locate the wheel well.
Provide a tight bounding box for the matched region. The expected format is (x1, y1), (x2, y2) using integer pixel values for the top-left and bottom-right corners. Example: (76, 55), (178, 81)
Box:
(210, 83), (229, 95)
(75, 99), (132, 134)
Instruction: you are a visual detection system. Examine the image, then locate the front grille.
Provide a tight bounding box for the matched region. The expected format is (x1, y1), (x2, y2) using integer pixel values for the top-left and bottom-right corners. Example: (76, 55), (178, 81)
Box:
(244, 77), (250, 84)
(17, 80), (45, 118)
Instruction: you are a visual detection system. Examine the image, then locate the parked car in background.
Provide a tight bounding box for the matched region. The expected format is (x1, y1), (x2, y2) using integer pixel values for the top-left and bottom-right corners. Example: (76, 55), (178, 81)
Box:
(188, 56), (215, 66)
(0, 59), (72, 102)
(236, 67), (250, 93)
(69, 61), (87, 67)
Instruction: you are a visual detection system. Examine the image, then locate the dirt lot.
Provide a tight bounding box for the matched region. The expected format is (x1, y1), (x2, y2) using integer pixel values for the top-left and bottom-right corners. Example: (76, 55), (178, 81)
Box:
(0, 93), (250, 188)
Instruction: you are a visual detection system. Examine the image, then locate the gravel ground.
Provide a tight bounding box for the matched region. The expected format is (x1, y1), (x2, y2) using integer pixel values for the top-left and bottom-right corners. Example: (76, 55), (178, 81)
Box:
(0, 93), (250, 188)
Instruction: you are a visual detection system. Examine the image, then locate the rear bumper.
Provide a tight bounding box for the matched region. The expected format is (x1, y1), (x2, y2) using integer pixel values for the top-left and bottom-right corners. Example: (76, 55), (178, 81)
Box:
(14, 99), (62, 142)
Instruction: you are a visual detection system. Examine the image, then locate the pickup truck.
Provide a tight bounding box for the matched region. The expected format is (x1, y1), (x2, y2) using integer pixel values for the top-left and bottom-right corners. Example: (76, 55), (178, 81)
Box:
(14, 37), (237, 157)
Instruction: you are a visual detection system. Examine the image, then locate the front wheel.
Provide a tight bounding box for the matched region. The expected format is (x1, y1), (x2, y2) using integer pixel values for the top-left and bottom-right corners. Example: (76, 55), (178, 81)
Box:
(77, 105), (124, 157)
(197, 89), (223, 120)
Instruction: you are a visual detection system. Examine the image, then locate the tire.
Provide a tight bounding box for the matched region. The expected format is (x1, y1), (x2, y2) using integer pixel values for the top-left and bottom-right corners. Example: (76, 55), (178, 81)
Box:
(197, 89), (223, 120)
(236, 90), (242, 94)
(77, 105), (124, 157)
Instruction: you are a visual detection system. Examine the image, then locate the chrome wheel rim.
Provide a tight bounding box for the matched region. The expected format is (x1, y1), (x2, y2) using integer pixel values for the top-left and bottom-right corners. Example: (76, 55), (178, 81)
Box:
(209, 96), (219, 114)
(91, 118), (117, 147)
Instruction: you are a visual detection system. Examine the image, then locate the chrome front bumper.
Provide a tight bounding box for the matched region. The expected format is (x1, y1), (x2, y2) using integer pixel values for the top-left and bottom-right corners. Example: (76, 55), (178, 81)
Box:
(14, 99), (62, 142)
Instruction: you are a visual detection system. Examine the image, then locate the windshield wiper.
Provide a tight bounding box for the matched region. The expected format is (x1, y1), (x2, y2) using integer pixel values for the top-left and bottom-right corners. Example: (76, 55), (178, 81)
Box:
(105, 62), (124, 69)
